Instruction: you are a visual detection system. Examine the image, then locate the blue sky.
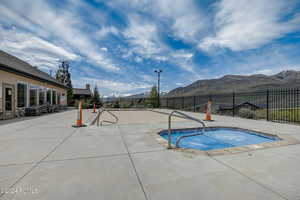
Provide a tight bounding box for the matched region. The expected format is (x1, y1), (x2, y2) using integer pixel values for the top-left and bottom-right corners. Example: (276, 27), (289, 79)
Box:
(1, 0), (300, 96)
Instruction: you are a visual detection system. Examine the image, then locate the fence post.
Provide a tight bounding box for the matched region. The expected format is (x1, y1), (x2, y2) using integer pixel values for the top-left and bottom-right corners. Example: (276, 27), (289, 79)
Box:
(182, 96), (184, 110)
(266, 89), (269, 121)
(166, 98), (168, 108)
(296, 88), (300, 122)
(193, 96), (196, 112)
(232, 92), (235, 117)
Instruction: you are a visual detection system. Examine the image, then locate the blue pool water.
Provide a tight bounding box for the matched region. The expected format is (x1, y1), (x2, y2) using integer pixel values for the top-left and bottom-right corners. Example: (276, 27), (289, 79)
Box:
(160, 128), (279, 151)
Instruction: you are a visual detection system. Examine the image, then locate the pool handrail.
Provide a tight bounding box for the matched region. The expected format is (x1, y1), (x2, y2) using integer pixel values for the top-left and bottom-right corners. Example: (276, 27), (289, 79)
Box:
(98, 108), (119, 126)
(89, 107), (119, 126)
(175, 132), (204, 148)
(168, 110), (205, 149)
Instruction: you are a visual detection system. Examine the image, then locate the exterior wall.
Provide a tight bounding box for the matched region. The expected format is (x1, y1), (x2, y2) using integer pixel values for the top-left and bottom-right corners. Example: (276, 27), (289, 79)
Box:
(0, 69), (67, 114)
(73, 94), (92, 101)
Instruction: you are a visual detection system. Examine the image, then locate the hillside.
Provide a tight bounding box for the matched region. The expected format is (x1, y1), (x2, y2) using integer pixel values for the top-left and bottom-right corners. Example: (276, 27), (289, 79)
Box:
(166, 70), (300, 97)
(127, 91), (168, 98)
(127, 92), (150, 98)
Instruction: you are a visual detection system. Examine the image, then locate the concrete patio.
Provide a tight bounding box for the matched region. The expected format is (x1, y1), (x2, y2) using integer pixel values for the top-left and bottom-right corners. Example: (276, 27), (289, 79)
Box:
(0, 109), (300, 200)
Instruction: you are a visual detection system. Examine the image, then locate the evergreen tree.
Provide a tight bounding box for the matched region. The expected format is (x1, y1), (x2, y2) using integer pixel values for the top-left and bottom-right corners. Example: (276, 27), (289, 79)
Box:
(92, 85), (101, 104)
(148, 86), (159, 108)
(55, 60), (73, 105)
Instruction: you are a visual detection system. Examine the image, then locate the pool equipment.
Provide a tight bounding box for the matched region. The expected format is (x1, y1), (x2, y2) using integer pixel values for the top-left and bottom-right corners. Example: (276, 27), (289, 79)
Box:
(168, 111), (206, 149)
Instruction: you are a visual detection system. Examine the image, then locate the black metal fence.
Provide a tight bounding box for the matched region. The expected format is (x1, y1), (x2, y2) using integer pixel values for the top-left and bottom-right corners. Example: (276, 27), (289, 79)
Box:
(104, 88), (300, 125)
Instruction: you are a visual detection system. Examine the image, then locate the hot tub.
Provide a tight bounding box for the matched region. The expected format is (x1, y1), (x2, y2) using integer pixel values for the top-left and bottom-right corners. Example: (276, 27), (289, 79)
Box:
(159, 127), (280, 151)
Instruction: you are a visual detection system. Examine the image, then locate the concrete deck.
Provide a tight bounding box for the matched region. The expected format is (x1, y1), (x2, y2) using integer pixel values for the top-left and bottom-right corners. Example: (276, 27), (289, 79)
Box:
(0, 109), (300, 200)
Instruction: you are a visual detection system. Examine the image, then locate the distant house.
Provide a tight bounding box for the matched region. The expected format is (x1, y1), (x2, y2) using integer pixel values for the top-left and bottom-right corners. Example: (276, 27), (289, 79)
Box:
(218, 102), (261, 115)
(73, 84), (92, 102)
(0, 50), (68, 119)
(236, 102), (261, 110)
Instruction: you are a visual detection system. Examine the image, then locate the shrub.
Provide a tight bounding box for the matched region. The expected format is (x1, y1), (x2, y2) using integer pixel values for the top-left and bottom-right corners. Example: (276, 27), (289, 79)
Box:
(255, 109), (267, 119)
(121, 103), (131, 108)
(237, 108), (256, 119)
(81, 102), (90, 109)
(74, 101), (90, 109)
(74, 101), (79, 108)
(113, 101), (120, 108)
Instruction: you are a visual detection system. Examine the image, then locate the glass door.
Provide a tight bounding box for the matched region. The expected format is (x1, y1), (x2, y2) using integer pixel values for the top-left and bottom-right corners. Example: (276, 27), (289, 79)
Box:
(3, 84), (15, 119)
(5, 87), (12, 111)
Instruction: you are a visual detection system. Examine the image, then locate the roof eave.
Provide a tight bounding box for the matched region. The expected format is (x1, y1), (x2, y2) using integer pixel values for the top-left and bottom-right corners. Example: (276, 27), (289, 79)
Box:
(0, 64), (68, 89)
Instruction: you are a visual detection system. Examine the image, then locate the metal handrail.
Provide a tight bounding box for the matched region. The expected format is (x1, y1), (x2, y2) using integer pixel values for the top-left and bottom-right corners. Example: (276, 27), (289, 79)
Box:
(168, 111), (205, 149)
(175, 132), (204, 148)
(97, 109), (119, 126)
(146, 104), (154, 111)
(90, 108), (118, 126)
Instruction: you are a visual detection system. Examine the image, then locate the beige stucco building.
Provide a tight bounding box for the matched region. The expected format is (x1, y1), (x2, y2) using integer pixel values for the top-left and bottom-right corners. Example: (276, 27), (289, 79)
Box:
(0, 50), (68, 119)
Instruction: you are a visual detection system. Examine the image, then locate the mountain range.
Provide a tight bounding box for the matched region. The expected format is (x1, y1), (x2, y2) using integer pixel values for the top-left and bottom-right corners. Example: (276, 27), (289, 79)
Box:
(165, 70), (300, 97)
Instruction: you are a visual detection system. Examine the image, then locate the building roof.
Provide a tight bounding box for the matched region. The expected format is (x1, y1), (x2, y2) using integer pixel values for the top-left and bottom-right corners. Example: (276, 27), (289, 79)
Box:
(236, 102), (261, 109)
(73, 88), (92, 96)
(218, 102), (261, 110)
(0, 50), (67, 89)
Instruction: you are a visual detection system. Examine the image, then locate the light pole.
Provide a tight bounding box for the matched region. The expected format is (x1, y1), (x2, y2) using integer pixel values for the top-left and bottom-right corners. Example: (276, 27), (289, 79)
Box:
(154, 69), (162, 107)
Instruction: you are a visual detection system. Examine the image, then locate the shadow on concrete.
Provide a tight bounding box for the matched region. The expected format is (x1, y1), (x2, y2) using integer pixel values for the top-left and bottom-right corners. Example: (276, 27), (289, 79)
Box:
(0, 108), (75, 126)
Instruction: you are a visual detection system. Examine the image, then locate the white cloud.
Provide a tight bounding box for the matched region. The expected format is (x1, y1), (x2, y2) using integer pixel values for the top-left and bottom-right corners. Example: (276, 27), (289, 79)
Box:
(123, 14), (163, 59)
(109, 93), (133, 97)
(96, 26), (119, 38)
(109, 1), (207, 77)
(100, 47), (108, 52)
(154, 0), (208, 43)
(171, 51), (193, 59)
(175, 82), (184, 86)
(0, 26), (78, 70)
(134, 56), (143, 63)
(0, 1), (120, 71)
(140, 74), (155, 82)
(122, 15), (199, 74)
(251, 65), (300, 76)
(0, 4), (49, 37)
(169, 50), (197, 73)
(252, 69), (274, 75)
(80, 77), (152, 93)
(3, 0), (299, 95)
(95, 1), (204, 75)
(199, 0), (300, 51)
(110, 0), (208, 43)
(208, 44), (300, 77)
(244, 66), (300, 76)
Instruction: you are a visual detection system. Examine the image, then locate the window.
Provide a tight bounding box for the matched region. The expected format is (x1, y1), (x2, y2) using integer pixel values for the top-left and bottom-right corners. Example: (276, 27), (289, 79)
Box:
(39, 88), (46, 105)
(61, 93), (66, 105)
(52, 90), (57, 105)
(5, 87), (13, 111)
(47, 89), (52, 104)
(57, 92), (61, 105)
(29, 85), (38, 106)
(17, 83), (27, 107)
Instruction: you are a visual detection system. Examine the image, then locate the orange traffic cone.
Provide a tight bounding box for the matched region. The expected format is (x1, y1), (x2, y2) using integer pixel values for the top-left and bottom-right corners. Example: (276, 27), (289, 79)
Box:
(92, 103), (97, 113)
(204, 100), (213, 121)
(72, 101), (86, 128)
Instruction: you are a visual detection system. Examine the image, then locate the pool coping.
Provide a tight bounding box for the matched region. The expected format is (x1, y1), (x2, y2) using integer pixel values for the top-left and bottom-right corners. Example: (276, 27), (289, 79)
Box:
(153, 126), (300, 156)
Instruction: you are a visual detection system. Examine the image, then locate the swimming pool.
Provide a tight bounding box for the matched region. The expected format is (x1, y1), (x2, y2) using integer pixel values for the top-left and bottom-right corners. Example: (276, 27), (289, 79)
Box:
(160, 127), (279, 151)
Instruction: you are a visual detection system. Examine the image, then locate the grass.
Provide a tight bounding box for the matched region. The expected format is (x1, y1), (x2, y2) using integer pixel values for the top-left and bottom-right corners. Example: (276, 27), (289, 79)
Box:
(270, 108), (300, 123)
(236, 108), (300, 124)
